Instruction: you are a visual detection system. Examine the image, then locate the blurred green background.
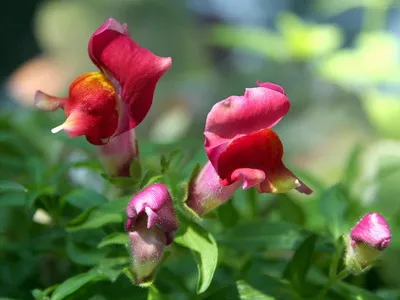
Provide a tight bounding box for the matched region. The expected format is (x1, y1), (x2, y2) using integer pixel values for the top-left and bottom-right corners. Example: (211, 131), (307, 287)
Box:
(1, 0), (400, 298)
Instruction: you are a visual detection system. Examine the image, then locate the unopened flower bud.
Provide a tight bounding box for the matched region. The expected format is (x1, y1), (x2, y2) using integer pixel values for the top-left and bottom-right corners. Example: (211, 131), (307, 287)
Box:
(125, 183), (178, 284)
(345, 212), (391, 275)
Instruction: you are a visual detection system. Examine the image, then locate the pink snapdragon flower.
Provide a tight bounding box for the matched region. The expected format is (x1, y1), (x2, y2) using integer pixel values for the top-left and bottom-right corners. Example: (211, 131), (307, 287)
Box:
(204, 81), (312, 195)
(35, 18), (171, 145)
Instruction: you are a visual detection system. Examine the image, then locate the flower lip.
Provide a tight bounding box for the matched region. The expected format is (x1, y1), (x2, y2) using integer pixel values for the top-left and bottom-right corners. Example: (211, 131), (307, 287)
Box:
(350, 212), (392, 250)
(126, 183), (178, 245)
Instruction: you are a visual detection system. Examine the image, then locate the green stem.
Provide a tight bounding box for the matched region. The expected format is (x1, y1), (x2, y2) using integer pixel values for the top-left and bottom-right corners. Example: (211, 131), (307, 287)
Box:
(318, 238), (348, 299)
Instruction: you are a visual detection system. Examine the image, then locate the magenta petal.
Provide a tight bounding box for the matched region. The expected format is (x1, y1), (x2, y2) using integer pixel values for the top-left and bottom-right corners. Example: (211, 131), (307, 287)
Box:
(88, 18), (172, 134)
(350, 212), (392, 250)
(126, 183), (178, 244)
(204, 84), (290, 169)
(256, 81), (286, 95)
(229, 168), (266, 190)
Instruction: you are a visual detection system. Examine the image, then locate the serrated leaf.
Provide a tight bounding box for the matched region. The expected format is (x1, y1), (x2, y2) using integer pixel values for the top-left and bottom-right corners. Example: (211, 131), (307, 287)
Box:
(217, 221), (309, 251)
(66, 196), (130, 232)
(0, 180), (27, 193)
(63, 188), (108, 211)
(174, 219), (218, 294)
(98, 232), (128, 248)
(283, 234), (318, 293)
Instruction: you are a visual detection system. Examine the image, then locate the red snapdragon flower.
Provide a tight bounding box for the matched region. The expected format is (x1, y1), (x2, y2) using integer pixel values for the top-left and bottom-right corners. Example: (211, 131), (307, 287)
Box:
(204, 81), (312, 195)
(35, 18), (172, 145)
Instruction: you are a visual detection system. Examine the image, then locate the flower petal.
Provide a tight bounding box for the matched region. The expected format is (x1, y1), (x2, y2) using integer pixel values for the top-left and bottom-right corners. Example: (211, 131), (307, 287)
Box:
(350, 212), (392, 250)
(126, 183), (178, 244)
(205, 82), (290, 168)
(35, 90), (65, 111)
(186, 161), (241, 216)
(217, 128), (312, 194)
(89, 18), (172, 133)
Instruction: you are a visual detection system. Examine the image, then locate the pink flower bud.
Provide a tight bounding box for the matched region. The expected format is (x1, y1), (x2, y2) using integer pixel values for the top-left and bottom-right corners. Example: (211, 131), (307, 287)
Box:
(185, 161), (241, 216)
(350, 212), (391, 250)
(345, 212), (392, 274)
(125, 183), (178, 284)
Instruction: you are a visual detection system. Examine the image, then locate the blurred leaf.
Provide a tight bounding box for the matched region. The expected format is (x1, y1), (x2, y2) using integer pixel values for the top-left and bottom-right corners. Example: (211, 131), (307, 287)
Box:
(129, 159), (142, 179)
(67, 196), (129, 232)
(210, 25), (287, 61)
(50, 268), (117, 300)
(236, 280), (274, 300)
(0, 180), (27, 193)
(216, 201), (239, 228)
(217, 221), (309, 251)
(277, 12), (343, 60)
(174, 219), (218, 294)
(98, 233), (128, 248)
(0, 193), (27, 207)
(32, 284), (58, 300)
(67, 237), (109, 266)
(315, 0), (393, 17)
(319, 32), (400, 87)
(362, 90), (400, 139)
(63, 188), (108, 211)
(276, 194), (306, 225)
(245, 263), (295, 299)
(283, 234), (318, 294)
(333, 281), (382, 300)
(342, 145), (363, 186)
(319, 184), (349, 240)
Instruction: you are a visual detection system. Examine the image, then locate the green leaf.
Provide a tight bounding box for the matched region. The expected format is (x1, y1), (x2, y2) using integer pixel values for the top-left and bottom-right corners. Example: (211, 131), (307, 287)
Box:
(283, 234), (318, 294)
(0, 192), (27, 207)
(217, 221), (309, 251)
(66, 237), (109, 266)
(216, 201), (239, 228)
(63, 188), (108, 211)
(0, 180), (27, 193)
(67, 196), (130, 232)
(276, 194), (306, 225)
(245, 263), (295, 299)
(319, 184), (348, 240)
(342, 145), (363, 185)
(333, 281), (382, 300)
(98, 232), (128, 248)
(174, 218), (218, 294)
(236, 280), (274, 300)
(50, 268), (114, 300)
(129, 159), (142, 179)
